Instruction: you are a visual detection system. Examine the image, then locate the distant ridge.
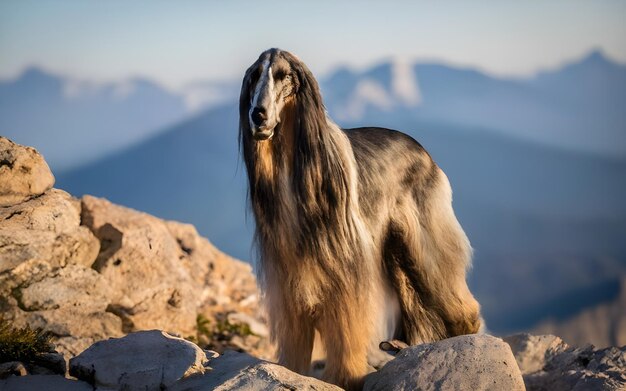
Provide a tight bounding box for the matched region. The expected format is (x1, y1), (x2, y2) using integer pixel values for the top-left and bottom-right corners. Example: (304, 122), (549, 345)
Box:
(3, 49), (624, 171)
(0, 67), (188, 170)
(321, 49), (626, 157)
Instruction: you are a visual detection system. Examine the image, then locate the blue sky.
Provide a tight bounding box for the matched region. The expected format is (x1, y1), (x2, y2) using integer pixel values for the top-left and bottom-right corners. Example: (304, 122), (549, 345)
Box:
(1, 1), (625, 90)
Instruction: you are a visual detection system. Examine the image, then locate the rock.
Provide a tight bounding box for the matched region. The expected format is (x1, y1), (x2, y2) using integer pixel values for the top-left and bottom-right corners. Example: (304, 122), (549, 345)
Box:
(0, 137), (54, 207)
(11, 310), (124, 361)
(364, 334), (525, 391)
(164, 221), (257, 306)
(505, 333), (626, 391)
(29, 352), (67, 376)
(0, 189), (99, 277)
(170, 350), (342, 391)
(0, 353), (66, 378)
(17, 265), (115, 312)
(1, 138), (267, 362)
(0, 188), (80, 233)
(80, 195), (208, 336)
(504, 333), (569, 374)
(80, 195), (265, 357)
(0, 374), (92, 391)
(0, 188), (110, 360)
(1, 187), (265, 361)
(0, 361), (27, 378)
(69, 330), (209, 390)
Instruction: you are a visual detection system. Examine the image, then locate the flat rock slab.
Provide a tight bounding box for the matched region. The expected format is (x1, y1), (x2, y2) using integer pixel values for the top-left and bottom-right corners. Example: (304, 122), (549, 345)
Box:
(69, 330), (209, 390)
(364, 334), (525, 391)
(0, 137), (54, 207)
(171, 350), (342, 391)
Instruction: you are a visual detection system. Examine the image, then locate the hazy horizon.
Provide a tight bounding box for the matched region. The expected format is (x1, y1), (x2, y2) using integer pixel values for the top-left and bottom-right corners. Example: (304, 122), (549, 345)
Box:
(1, 48), (623, 98)
(2, 1), (626, 91)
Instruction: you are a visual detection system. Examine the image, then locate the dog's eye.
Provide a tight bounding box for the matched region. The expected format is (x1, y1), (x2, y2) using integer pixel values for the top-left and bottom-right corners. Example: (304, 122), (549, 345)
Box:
(274, 70), (287, 80)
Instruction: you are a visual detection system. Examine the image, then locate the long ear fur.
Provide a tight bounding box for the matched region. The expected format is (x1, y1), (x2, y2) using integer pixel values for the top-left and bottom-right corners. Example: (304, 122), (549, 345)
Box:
(287, 55), (357, 268)
(239, 59), (261, 189)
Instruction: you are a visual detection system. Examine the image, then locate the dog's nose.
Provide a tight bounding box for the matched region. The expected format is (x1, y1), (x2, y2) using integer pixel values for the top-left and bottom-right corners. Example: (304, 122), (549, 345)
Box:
(251, 107), (267, 126)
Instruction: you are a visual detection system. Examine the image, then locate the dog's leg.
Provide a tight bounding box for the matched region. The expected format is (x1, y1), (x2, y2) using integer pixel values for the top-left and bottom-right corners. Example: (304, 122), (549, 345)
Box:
(318, 303), (369, 391)
(273, 310), (315, 374)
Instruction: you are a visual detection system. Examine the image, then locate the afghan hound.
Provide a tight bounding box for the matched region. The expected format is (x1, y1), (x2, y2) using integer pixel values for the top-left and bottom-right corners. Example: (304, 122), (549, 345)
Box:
(239, 48), (481, 390)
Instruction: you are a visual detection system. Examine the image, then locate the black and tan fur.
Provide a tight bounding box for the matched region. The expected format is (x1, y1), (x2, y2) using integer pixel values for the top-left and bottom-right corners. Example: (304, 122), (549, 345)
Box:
(239, 48), (481, 390)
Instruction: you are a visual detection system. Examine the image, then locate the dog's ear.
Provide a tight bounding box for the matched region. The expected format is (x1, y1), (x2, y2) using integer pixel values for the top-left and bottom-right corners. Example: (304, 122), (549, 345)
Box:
(239, 59), (261, 145)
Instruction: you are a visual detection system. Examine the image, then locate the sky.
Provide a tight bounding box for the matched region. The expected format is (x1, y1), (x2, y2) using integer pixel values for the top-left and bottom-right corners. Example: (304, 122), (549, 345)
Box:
(1, 1), (625, 91)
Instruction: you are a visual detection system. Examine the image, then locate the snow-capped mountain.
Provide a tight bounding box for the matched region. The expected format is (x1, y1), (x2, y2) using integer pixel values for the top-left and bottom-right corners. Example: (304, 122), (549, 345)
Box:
(321, 50), (626, 157)
(322, 58), (421, 120)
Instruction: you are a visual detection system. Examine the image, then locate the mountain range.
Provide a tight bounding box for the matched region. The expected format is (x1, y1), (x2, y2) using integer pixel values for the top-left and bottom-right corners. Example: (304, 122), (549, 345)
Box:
(321, 50), (626, 157)
(0, 68), (240, 171)
(3, 50), (625, 172)
(8, 49), (626, 334)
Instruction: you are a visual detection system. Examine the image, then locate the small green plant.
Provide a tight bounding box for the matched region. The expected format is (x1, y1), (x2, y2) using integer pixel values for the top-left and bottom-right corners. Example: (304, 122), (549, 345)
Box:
(215, 318), (253, 337)
(196, 314), (212, 338)
(186, 313), (256, 351)
(0, 318), (53, 363)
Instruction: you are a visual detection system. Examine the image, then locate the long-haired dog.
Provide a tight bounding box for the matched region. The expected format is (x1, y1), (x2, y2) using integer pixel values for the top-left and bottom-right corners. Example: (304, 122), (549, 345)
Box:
(239, 48), (481, 390)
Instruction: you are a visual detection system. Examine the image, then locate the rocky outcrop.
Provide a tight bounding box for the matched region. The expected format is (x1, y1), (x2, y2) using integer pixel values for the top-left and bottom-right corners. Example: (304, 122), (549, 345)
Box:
(0, 138), (267, 362)
(0, 137), (55, 207)
(364, 334), (526, 391)
(68, 330), (338, 391)
(81, 195), (219, 338)
(505, 333), (626, 390)
(0, 188), (117, 357)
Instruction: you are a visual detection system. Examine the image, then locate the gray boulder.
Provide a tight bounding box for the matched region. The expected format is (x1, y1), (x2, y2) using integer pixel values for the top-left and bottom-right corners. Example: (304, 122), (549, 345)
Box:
(69, 330), (209, 390)
(505, 333), (626, 391)
(66, 330), (339, 390)
(364, 334), (526, 391)
(0, 137), (54, 207)
(170, 350), (342, 391)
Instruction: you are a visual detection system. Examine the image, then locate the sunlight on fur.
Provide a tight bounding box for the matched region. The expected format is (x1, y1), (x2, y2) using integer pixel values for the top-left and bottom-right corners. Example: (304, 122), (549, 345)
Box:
(239, 48), (481, 390)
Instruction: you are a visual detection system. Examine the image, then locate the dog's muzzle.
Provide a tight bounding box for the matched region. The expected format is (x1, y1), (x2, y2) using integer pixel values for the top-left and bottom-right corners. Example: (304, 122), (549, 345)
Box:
(252, 129), (274, 140)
